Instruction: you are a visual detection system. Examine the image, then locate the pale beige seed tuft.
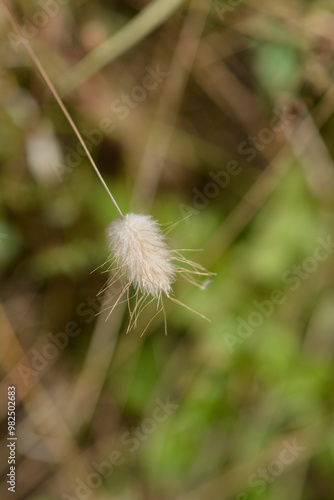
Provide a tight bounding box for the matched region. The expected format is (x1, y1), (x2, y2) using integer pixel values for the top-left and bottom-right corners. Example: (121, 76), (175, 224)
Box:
(104, 212), (213, 334)
(106, 213), (175, 298)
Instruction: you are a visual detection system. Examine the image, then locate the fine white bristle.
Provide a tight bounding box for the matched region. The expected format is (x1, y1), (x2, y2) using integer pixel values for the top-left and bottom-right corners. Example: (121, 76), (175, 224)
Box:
(106, 213), (175, 298)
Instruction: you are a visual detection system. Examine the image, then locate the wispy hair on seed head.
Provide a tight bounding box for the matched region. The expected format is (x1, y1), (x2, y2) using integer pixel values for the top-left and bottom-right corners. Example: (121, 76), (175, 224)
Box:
(101, 213), (214, 335)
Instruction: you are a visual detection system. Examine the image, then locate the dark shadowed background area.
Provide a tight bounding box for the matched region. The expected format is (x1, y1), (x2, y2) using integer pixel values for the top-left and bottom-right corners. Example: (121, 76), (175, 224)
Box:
(1, 0), (334, 499)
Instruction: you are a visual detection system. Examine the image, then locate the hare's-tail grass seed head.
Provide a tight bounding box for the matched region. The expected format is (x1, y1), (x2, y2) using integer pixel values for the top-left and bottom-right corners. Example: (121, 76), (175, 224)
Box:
(107, 213), (175, 298)
(104, 213), (214, 333)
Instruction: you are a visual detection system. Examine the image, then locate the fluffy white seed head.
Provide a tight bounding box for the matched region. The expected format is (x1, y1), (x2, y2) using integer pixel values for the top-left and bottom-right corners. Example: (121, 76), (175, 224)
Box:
(103, 212), (213, 333)
(106, 213), (175, 298)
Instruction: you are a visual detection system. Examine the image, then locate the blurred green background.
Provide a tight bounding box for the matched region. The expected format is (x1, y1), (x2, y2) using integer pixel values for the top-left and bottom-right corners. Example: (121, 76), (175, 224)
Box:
(1, 0), (334, 499)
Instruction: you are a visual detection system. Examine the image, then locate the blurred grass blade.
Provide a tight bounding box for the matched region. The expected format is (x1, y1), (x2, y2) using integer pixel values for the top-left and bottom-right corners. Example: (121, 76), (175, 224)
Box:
(57, 0), (187, 95)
